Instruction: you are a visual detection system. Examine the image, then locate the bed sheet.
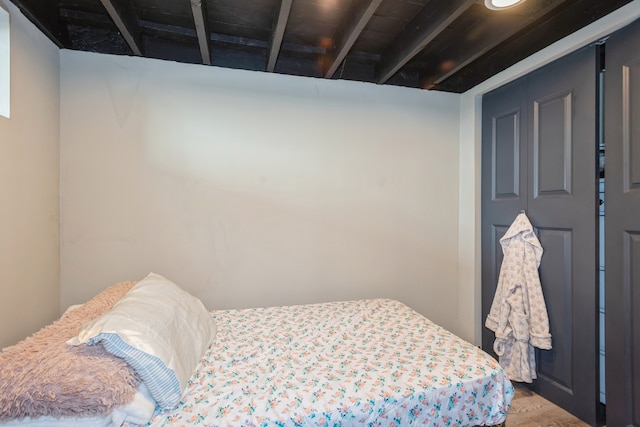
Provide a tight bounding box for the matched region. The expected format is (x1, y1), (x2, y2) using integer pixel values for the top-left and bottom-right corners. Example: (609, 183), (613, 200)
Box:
(142, 299), (513, 427)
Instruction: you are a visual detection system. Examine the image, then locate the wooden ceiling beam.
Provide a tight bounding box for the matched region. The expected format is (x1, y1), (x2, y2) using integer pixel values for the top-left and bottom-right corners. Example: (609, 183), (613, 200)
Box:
(190, 0), (211, 65)
(139, 20), (341, 58)
(267, 0), (293, 72)
(60, 8), (112, 28)
(376, 0), (475, 85)
(435, 0), (632, 92)
(99, 0), (143, 56)
(324, 0), (383, 79)
(421, 0), (568, 89)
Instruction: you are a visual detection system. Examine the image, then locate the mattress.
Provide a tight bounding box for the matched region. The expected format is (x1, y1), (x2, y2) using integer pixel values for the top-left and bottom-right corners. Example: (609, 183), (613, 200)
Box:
(142, 299), (514, 427)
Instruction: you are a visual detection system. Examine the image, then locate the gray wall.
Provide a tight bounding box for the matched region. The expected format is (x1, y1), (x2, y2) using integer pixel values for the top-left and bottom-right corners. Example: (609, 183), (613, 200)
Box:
(0, 1), (60, 349)
(59, 51), (464, 333)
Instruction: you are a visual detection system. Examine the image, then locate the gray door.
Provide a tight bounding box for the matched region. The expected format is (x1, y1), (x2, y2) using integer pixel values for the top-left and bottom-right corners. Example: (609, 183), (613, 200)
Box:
(604, 17), (640, 427)
(481, 77), (528, 354)
(482, 46), (599, 424)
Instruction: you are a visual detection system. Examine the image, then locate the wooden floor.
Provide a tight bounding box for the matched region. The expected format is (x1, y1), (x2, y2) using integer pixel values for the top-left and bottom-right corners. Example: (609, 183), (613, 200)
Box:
(505, 384), (591, 426)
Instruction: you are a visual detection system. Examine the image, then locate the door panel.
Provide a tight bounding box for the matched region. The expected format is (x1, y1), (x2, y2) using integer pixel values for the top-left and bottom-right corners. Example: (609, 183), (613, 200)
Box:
(482, 46), (598, 425)
(481, 78), (527, 356)
(604, 17), (640, 427)
(535, 227), (573, 394)
(494, 110), (523, 199)
(533, 90), (573, 197)
(631, 232), (640, 427)
(623, 63), (640, 190)
(526, 46), (598, 424)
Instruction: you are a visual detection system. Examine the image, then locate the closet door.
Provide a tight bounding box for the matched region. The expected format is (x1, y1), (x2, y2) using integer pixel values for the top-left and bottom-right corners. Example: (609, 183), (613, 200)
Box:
(482, 46), (599, 425)
(525, 46), (598, 425)
(481, 77), (528, 356)
(604, 17), (640, 427)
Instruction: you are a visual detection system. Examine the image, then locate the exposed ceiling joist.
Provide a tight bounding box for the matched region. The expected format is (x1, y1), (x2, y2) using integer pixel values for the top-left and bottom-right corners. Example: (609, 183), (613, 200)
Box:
(421, 0), (569, 89)
(324, 0), (384, 79)
(99, 0), (143, 56)
(267, 0), (293, 72)
(60, 8), (111, 28)
(190, 0), (211, 65)
(376, 0), (476, 84)
(139, 19), (331, 59)
(9, 0), (635, 94)
(433, 0), (630, 92)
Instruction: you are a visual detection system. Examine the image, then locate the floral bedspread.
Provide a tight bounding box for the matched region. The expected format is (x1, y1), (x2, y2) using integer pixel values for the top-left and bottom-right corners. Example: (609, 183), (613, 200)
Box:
(142, 299), (513, 427)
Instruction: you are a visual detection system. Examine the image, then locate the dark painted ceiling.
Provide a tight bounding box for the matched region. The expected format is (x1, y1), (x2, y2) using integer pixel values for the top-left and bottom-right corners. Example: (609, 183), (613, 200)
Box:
(9, 0), (634, 93)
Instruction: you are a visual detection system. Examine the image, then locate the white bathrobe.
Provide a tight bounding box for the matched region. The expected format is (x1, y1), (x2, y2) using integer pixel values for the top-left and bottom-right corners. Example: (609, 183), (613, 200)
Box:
(485, 212), (552, 383)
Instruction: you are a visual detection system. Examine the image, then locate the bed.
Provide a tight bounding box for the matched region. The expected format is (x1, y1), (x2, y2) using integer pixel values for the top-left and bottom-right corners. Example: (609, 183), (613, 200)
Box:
(0, 273), (514, 427)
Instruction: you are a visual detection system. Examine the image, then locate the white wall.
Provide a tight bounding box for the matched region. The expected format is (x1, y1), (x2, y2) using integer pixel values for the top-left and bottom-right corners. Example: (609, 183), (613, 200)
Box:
(60, 52), (463, 333)
(0, 1), (60, 349)
(457, 0), (640, 345)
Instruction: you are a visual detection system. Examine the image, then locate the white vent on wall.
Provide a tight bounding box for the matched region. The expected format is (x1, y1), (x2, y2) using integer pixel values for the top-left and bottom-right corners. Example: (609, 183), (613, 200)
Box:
(0, 2), (8, 118)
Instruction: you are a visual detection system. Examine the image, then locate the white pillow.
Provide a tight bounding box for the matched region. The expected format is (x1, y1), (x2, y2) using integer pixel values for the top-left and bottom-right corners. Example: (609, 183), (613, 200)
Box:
(68, 273), (217, 408)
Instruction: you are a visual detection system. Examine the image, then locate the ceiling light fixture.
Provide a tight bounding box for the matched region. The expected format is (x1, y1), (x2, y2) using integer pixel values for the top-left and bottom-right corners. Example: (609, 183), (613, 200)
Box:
(484, 0), (526, 10)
